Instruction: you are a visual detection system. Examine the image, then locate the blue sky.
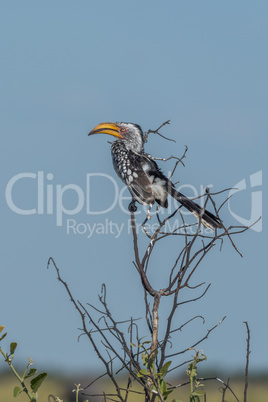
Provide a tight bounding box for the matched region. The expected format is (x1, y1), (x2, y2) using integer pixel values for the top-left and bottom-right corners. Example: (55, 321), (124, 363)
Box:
(1, 0), (267, 377)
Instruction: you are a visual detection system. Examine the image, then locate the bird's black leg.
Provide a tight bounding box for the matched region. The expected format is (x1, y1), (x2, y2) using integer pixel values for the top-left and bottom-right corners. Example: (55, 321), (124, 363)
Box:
(156, 206), (162, 225)
(128, 200), (137, 213)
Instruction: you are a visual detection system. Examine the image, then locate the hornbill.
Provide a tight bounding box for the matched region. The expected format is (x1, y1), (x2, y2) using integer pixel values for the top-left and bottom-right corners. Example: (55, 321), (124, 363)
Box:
(88, 122), (222, 229)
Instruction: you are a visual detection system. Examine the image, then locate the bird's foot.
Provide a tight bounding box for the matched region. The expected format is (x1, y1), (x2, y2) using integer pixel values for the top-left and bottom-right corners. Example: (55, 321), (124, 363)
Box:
(142, 213), (152, 226)
(144, 203), (153, 223)
(146, 211), (152, 220)
(128, 200), (137, 213)
(142, 204), (153, 226)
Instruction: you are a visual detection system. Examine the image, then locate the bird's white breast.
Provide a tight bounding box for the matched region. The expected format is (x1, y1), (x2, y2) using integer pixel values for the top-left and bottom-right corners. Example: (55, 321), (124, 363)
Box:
(151, 177), (167, 202)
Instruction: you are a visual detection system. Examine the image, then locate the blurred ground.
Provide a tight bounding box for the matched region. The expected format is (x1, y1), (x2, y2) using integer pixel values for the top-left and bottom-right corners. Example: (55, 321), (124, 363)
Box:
(0, 369), (267, 402)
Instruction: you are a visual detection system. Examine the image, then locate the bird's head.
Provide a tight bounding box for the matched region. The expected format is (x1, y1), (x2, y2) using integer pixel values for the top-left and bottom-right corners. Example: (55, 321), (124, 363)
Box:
(88, 122), (144, 153)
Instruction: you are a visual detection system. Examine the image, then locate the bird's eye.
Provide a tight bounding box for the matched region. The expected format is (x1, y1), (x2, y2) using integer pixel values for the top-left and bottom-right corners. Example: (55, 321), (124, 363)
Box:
(121, 128), (126, 132)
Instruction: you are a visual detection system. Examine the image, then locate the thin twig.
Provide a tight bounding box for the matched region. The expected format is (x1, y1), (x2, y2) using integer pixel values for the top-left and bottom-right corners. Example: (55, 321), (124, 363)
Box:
(169, 377), (239, 401)
(166, 316), (226, 358)
(244, 321), (251, 402)
(143, 120), (172, 143)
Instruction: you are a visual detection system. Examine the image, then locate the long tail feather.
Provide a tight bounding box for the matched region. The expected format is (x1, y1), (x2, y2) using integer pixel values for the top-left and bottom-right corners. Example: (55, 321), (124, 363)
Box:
(168, 188), (222, 230)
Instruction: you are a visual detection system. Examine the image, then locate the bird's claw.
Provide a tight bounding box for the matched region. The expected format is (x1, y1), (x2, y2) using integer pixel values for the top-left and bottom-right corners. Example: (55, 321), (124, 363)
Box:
(128, 200), (137, 213)
(142, 205), (152, 225)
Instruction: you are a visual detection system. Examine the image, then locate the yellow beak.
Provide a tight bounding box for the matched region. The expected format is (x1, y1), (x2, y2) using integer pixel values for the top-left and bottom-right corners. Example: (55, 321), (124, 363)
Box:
(88, 122), (122, 138)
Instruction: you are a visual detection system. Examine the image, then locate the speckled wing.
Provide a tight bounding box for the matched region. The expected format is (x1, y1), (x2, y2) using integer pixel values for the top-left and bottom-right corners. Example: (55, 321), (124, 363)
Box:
(127, 168), (155, 205)
(111, 143), (155, 205)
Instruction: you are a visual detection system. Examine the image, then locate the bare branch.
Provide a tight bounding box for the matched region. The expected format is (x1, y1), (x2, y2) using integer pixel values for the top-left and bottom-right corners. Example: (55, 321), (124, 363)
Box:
(130, 212), (156, 297)
(143, 120), (172, 143)
(169, 377), (239, 401)
(48, 121), (255, 401)
(166, 316), (226, 358)
(169, 315), (205, 335)
(177, 284), (211, 306)
(244, 321), (251, 402)
(169, 145), (188, 179)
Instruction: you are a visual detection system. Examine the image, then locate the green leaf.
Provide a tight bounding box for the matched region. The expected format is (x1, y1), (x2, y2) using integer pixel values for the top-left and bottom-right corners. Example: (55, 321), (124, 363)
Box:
(142, 354), (149, 366)
(13, 386), (22, 397)
(137, 369), (149, 378)
(10, 342), (17, 355)
(190, 397), (199, 402)
(159, 379), (167, 395)
(192, 390), (205, 396)
(25, 368), (37, 379)
(163, 389), (173, 400)
(0, 332), (7, 341)
(160, 361), (171, 378)
(30, 372), (47, 392)
(151, 362), (157, 375)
